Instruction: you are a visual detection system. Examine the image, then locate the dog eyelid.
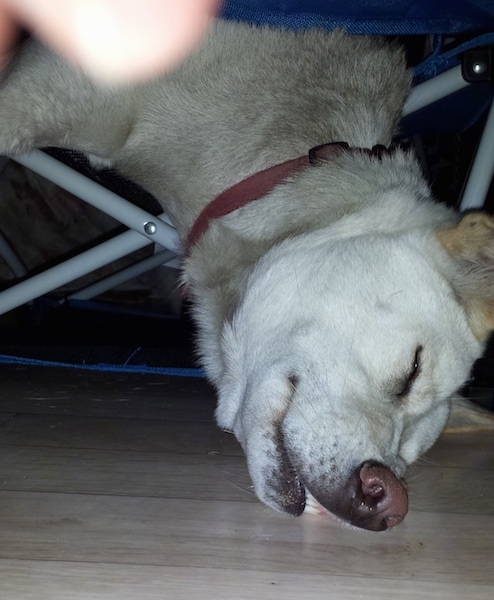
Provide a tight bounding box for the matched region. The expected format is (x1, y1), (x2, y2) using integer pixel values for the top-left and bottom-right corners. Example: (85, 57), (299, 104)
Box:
(397, 346), (423, 398)
(288, 374), (299, 389)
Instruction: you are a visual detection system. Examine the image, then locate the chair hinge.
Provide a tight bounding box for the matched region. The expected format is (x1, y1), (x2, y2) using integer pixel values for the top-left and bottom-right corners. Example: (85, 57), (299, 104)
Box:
(462, 47), (493, 83)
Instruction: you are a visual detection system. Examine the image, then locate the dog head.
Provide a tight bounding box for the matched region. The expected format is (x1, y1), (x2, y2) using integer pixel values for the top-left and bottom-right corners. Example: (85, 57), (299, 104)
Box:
(215, 212), (493, 530)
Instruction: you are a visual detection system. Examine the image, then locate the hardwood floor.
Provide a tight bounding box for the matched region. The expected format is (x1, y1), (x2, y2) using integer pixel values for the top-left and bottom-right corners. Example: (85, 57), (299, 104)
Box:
(0, 364), (493, 599)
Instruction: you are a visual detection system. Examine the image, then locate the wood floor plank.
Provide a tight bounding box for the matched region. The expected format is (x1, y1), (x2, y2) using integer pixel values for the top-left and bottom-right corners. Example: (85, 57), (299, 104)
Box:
(0, 491), (493, 586)
(406, 430), (494, 514)
(0, 412), (14, 426)
(0, 444), (492, 515)
(0, 445), (254, 502)
(407, 465), (494, 515)
(1, 364), (493, 598)
(0, 413), (242, 455)
(0, 365), (216, 421)
(424, 432), (494, 468)
(1, 560), (492, 600)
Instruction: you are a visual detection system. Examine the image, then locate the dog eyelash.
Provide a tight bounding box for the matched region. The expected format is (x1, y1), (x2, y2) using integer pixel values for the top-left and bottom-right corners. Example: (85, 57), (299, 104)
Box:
(288, 374), (299, 390)
(397, 346), (423, 398)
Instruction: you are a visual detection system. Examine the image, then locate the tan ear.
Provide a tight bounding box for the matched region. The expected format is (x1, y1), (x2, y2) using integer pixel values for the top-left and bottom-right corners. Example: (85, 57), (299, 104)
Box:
(437, 212), (494, 341)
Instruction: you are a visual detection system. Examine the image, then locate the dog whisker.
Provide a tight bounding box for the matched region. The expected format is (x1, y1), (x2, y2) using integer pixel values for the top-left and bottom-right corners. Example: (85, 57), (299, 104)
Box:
(227, 481), (257, 498)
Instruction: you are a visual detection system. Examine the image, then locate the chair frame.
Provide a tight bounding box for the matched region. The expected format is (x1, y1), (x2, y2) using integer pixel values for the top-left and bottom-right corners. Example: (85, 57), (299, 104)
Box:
(0, 63), (492, 317)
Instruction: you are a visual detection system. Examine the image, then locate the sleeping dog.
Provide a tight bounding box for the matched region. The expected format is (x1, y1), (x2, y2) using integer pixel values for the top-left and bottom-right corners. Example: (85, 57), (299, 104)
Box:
(0, 20), (492, 530)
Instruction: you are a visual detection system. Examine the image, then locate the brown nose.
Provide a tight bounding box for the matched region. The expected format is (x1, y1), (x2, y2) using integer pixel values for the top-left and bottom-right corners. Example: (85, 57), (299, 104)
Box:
(350, 461), (408, 531)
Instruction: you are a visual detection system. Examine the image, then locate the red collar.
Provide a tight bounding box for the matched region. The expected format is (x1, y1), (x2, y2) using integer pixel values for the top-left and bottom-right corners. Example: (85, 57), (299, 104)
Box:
(184, 142), (388, 256)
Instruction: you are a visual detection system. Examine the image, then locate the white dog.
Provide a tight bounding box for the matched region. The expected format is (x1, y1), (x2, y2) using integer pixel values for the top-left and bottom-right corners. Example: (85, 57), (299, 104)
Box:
(1, 21), (493, 530)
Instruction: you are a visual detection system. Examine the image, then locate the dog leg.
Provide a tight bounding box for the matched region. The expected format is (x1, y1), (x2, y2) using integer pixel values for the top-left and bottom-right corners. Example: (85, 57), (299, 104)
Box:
(0, 40), (132, 161)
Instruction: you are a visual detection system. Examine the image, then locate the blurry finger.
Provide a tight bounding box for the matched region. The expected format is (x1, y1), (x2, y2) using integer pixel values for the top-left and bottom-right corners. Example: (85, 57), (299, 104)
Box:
(5, 0), (220, 81)
(0, 5), (20, 69)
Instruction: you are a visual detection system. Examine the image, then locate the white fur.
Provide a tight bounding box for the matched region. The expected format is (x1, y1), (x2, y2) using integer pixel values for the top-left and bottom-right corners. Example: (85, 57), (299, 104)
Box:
(1, 20), (492, 527)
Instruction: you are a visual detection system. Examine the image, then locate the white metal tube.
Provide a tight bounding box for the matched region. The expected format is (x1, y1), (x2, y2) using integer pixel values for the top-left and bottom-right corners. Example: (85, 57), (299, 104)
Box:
(14, 150), (181, 254)
(68, 248), (175, 300)
(404, 65), (468, 116)
(0, 228), (152, 315)
(460, 99), (494, 210)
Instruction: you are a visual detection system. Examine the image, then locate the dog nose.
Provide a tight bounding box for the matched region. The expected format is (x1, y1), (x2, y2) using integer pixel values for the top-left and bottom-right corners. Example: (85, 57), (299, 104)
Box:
(351, 461), (408, 531)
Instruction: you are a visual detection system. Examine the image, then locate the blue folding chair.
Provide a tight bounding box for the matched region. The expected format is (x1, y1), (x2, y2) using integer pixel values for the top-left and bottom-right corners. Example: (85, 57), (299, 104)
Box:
(1, 1), (493, 316)
(221, 1), (494, 210)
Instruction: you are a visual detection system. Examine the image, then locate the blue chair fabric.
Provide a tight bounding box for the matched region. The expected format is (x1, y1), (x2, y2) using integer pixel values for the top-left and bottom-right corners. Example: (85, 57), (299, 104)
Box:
(221, 1), (494, 36)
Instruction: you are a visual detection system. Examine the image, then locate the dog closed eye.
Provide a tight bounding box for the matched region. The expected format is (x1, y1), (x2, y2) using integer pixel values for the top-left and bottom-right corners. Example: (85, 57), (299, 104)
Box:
(396, 346), (423, 398)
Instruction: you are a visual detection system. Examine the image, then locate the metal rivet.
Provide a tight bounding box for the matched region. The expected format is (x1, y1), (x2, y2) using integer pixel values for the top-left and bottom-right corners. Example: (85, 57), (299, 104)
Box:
(472, 61), (487, 75)
(144, 222), (157, 235)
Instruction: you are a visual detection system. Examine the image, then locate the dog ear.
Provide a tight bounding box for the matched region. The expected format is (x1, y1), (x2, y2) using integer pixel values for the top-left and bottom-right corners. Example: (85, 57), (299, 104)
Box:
(437, 212), (494, 342)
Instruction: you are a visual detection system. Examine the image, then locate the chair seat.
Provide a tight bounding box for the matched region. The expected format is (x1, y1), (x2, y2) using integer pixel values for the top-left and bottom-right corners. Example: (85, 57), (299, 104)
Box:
(221, 0), (494, 35)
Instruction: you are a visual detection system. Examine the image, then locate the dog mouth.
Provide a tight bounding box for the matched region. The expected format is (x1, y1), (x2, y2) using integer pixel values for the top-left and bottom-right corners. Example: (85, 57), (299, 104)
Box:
(265, 423), (306, 516)
(268, 424), (408, 530)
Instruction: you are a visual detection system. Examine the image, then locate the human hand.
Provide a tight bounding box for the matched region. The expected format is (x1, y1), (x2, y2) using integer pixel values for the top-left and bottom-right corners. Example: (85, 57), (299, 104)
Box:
(0, 0), (220, 80)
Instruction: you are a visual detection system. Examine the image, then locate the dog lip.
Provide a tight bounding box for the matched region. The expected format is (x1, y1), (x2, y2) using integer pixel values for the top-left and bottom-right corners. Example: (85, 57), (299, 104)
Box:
(270, 472), (306, 517)
(270, 422), (306, 516)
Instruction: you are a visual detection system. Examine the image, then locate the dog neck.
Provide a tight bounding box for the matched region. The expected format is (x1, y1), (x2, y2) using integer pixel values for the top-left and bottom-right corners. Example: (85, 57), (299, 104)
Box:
(184, 142), (389, 256)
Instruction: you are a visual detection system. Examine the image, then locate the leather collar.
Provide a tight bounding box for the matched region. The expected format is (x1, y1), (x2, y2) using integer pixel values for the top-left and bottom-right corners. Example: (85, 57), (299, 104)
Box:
(184, 142), (389, 256)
